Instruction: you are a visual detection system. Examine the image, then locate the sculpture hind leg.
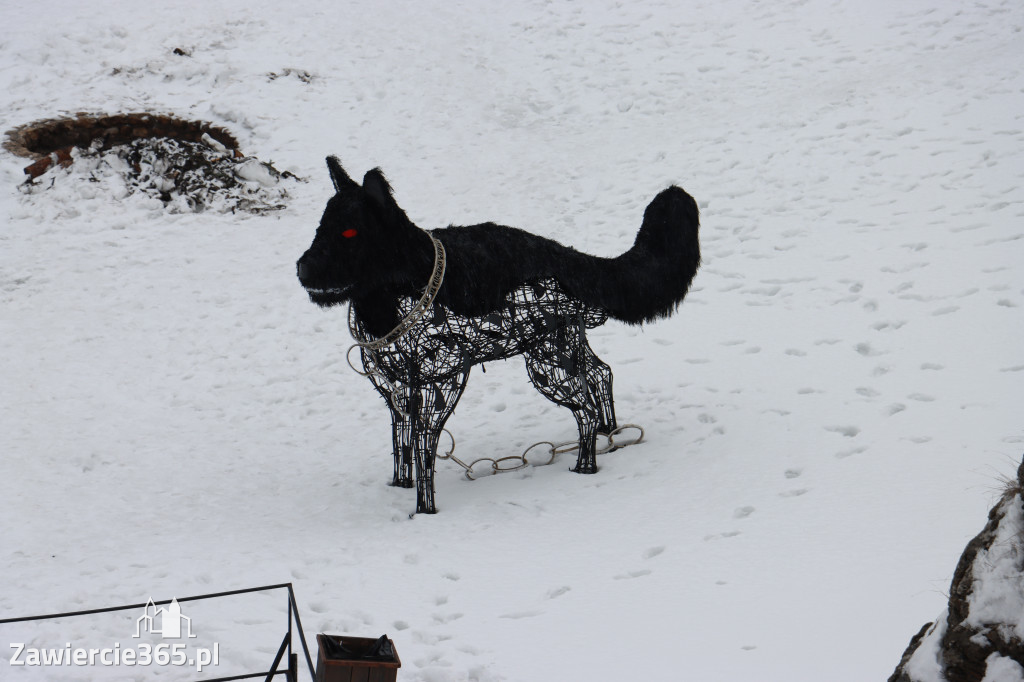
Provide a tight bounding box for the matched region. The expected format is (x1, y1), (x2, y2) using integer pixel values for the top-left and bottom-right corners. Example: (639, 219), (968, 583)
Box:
(410, 370), (470, 514)
(524, 321), (601, 474)
(580, 338), (617, 435)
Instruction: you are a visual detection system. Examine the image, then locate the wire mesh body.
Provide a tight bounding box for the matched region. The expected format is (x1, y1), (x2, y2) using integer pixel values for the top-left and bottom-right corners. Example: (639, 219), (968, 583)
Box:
(351, 278), (619, 514)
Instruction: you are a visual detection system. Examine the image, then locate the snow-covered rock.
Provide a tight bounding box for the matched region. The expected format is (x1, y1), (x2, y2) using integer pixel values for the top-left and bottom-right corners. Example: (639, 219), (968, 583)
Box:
(891, 457), (1024, 682)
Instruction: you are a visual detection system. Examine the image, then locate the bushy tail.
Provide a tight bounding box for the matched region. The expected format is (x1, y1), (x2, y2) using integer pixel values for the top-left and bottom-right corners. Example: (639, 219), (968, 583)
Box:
(570, 186), (701, 324)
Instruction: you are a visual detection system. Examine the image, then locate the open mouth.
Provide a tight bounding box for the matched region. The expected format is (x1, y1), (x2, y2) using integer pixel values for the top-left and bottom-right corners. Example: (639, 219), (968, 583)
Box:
(303, 285), (350, 296)
(303, 285), (351, 306)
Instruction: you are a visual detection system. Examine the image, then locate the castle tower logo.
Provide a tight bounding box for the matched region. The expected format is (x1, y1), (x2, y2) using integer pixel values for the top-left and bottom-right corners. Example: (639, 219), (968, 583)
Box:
(134, 598), (196, 639)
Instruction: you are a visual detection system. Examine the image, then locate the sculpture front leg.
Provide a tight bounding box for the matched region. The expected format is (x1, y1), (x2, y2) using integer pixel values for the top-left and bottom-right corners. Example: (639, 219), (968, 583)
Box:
(390, 409), (414, 488)
(366, 372), (415, 487)
(411, 371), (470, 515)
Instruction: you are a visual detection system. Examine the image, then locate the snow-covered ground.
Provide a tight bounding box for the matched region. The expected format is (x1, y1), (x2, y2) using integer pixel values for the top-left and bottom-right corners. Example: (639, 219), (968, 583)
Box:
(2, 1), (1022, 680)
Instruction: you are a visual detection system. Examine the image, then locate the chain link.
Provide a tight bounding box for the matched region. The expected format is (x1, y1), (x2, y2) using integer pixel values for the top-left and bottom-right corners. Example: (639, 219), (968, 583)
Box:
(437, 424), (644, 480)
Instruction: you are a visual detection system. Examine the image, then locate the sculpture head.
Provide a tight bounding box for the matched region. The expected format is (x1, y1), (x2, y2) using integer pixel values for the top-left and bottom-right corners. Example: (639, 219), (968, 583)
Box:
(296, 156), (418, 307)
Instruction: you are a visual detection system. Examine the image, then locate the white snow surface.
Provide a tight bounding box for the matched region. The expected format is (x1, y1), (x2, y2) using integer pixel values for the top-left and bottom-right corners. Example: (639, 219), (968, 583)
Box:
(2, 1), (1023, 680)
(981, 653), (1024, 682)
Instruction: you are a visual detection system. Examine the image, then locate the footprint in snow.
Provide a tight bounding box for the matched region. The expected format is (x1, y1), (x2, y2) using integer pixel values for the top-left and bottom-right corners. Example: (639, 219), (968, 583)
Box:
(784, 468), (802, 479)
(704, 531), (742, 541)
(932, 305), (959, 316)
(855, 342), (883, 357)
(780, 488), (809, 498)
(642, 546), (666, 559)
(546, 586), (571, 599)
(499, 610), (542, 619)
(432, 612), (463, 624)
(826, 425), (860, 438)
(613, 569), (652, 580)
(733, 506), (755, 519)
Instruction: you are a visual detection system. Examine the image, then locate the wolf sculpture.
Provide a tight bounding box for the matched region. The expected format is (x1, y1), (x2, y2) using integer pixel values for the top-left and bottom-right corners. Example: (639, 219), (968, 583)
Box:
(297, 157), (700, 514)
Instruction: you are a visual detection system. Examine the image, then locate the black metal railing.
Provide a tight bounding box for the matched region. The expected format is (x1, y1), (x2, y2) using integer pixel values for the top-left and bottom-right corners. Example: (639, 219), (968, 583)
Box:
(0, 582), (316, 682)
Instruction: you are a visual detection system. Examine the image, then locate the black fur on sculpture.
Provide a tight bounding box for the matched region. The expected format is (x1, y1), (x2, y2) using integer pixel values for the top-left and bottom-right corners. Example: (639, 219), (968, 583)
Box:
(297, 157), (700, 514)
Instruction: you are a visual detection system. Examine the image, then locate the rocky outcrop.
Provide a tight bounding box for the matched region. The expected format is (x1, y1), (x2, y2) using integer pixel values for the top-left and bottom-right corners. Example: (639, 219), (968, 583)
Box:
(890, 457), (1024, 682)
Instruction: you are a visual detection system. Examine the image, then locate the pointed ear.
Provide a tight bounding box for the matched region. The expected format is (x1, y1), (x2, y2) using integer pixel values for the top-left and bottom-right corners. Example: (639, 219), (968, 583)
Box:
(326, 156), (356, 193)
(362, 168), (397, 209)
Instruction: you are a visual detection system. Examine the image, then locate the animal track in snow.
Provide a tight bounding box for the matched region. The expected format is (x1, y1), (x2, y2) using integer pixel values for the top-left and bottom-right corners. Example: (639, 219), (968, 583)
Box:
(499, 610), (542, 619)
(854, 342), (883, 357)
(704, 531), (742, 541)
(826, 425), (860, 438)
(907, 393), (935, 402)
(643, 546), (666, 559)
(432, 612), (464, 624)
(613, 569), (652, 580)
(733, 506), (755, 519)
(780, 488), (809, 498)
(836, 446), (867, 459)
(546, 586), (571, 599)
(932, 305), (959, 316)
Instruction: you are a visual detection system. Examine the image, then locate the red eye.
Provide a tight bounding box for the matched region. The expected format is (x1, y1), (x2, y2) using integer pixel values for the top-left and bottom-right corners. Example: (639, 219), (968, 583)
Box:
(342, 228), (358, 238)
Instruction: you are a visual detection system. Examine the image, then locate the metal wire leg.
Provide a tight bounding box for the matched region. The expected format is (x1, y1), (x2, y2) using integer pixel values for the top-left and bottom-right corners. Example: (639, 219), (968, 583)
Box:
(524, 324), (601, 474)
(581, 337), (618, 436)
(412, 371), (470, 514)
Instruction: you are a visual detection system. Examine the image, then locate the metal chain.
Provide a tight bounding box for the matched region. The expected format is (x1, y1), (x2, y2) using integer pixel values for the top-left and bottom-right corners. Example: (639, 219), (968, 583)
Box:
(437, 424), (645, 480)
